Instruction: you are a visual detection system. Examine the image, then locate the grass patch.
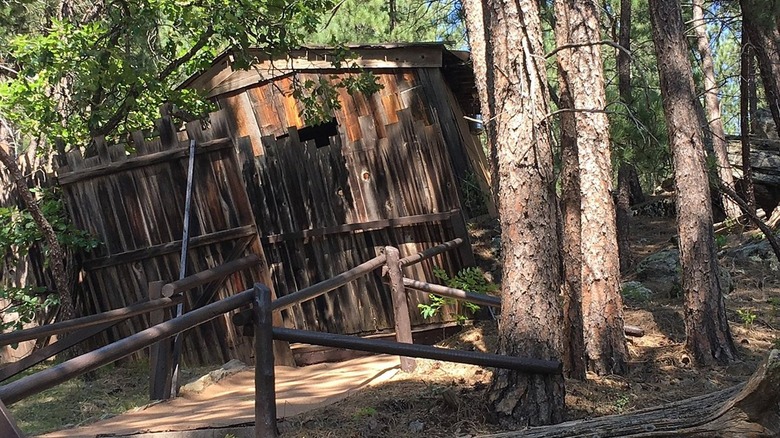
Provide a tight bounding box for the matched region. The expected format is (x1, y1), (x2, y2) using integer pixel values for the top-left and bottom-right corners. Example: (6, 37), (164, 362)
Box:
(8, 359), (151, 436)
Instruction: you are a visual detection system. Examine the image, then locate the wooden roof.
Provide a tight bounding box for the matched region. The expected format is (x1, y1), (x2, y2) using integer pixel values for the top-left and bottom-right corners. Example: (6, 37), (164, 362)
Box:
(180, 43), (478, 113)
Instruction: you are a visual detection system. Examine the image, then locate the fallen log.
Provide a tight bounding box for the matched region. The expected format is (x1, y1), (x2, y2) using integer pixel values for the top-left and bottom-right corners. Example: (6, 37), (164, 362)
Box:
(480, 349), (780, 437)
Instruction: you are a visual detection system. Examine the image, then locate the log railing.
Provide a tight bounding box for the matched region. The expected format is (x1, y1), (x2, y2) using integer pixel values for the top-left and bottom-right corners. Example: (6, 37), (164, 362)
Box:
(0, 236), (768, 437)
(0, 254), (262, 388)
(0, 297), (182, 348)
(0, 239), (575, 437)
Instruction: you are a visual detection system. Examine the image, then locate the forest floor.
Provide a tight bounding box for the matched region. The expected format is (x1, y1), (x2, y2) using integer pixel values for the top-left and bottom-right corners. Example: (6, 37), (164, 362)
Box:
(276, 210), (780, 437)
(11, 209), (780, 437)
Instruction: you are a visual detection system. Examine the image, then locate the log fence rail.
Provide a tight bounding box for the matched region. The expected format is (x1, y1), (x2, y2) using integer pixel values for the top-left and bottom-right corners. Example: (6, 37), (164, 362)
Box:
(0, 239), (573, 437)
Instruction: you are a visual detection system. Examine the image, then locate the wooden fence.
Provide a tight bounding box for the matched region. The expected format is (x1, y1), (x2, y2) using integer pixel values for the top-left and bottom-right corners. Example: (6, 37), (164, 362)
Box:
(0, 241), (561, 438)
(239, 107), (472, 335)
(56, 112), (278, 365)
(48, 105), (473, 366)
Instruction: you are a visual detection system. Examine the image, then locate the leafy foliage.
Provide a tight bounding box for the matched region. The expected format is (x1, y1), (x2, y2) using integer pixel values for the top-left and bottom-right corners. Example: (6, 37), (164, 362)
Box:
(418, 266), (497, 323)
(307, 0), (465, 47)
(292, 47), (384, 124)
(0, 0), (344, 147)
(0, 188), (99, 332)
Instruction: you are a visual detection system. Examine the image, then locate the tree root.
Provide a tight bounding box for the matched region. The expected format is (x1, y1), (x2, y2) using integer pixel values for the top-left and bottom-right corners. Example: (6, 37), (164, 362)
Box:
(481, 349), (780, 437)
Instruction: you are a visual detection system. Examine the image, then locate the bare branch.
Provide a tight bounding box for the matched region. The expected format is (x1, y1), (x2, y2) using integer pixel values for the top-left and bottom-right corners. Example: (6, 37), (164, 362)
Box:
(546, 40), (631, 59)
(0, 64), (19, 78)
(717, 181), (780, 263)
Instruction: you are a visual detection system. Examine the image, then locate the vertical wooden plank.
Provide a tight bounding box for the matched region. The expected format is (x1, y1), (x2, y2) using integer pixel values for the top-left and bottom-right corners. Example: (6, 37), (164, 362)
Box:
(148, 281), (172, 400)
(94, 136), (110, 164)
(416, 67), (496, 216)
(156, 115), (179, 151)
(254, 284), (278, 438)
(386, 246), (415, 371)
(247, 85), (284, 140)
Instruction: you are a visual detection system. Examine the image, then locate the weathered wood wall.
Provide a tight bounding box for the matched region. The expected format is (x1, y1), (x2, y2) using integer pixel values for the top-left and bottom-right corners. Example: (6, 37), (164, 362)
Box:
(215, 67), (477, 334)
(217, 67), (493, 215)
(26, 63), (482, 365)
(56, 112), (272, 365)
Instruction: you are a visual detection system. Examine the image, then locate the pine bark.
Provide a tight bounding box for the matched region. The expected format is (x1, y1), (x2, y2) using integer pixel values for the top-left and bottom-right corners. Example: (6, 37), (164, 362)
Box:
(692, 0), (741, 219)
(555, 0), (628, 376)
(649, 0), (737, 366)
(557, 66), (586, 380)
(616, 165), (633, 274)
(615, 0), (634, 274)
(0, 140), (75, 323)
(461, 0), (496, 197)
(477, 0), (565, 427)
(741, 0), (780, 139)
(462, 0), (490, 126)
(741, 28), (757, 211)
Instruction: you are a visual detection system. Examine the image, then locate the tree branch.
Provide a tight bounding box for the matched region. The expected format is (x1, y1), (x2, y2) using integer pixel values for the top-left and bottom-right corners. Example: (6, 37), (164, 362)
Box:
(0, 135), (75, 322)
(717, 181), (780, 263)
(157, 26), (214, 82)
(95, 27), (214, 137)
(0, 64), (18, 78)
(543, 107), (618, 122)
(546, 40), (631, 59)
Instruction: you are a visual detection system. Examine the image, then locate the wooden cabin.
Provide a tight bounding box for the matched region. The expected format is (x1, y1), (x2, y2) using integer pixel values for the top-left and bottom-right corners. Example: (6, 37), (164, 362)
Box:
(180, 43), (494, 340)
(43, 44), (492, 367)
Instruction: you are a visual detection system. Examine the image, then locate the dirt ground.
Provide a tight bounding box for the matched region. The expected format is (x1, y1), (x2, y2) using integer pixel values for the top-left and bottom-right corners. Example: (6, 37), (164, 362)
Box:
(276, 211), (779, 437)
(20, 210), (779, 437)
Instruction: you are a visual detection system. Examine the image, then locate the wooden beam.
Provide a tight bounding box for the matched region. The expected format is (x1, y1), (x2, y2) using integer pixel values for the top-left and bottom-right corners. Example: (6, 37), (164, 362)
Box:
(0, 289), (257, 405)
(57, 137), (232, 185)
(399, 238), (464, 267)
(191, 235), (256, 309)
(162, 254), (261, 297)
(83, 225), (258, 270)
(261, 211), (458, 244)
(0, 296), (181, 347)
(272, 254), (387, 312)
(386, 247), (416, 372)
(0, 321), (118, 383)
(0, 399), (23, 438)
(272, 327), (562, 374)
(148, 281), (172, 401)
(202, 47), (444, 97)
(253, 284), (277, 438)
(403, 278), (502, 308)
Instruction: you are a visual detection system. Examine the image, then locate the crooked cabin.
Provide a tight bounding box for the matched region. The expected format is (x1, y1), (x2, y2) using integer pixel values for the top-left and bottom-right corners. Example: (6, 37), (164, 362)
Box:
(54, 43), (493, 367)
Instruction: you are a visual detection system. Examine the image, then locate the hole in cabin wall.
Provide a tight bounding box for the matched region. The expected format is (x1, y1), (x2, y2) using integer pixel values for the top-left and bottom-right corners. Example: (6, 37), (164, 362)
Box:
(276, 118), (339, 148)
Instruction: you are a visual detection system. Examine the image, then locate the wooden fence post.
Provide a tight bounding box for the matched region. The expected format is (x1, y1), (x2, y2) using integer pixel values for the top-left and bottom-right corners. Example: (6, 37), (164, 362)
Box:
(0, 399), (23, 438)
(148, 281), (172, 400)
(450, 210), (476, 267)
(253, 284), (277, 438)
(385, 246), (416, 372)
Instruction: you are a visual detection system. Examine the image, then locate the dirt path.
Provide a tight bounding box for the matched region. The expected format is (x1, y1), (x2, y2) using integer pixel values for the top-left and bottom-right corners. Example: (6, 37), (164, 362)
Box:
(39, 355), (401, 437)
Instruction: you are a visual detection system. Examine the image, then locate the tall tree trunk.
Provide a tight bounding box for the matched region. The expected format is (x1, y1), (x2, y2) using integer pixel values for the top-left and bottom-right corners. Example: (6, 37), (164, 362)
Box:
(474, 0), (565, 427)
(649, 0), (737, 366)
(741, 0), (780, 139)
(555, 0), (628, 376)
(692, 0), (741, 219)
(462, 0), (490, 127)
(557, 67), (586, 380)
(615, 0), (635, 274)
(461, 0), (497, 200)
(741, 27), (757, 211)
(616, 165), (633, 274)
(0, 139), (75, 323)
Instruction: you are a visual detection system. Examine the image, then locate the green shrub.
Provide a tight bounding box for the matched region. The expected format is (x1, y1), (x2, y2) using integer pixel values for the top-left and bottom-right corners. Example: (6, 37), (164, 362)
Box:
(418, 266), (498, 323)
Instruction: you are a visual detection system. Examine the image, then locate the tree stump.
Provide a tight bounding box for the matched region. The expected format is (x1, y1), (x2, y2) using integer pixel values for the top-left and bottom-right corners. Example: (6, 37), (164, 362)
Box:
(481, 350), (780, 437)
